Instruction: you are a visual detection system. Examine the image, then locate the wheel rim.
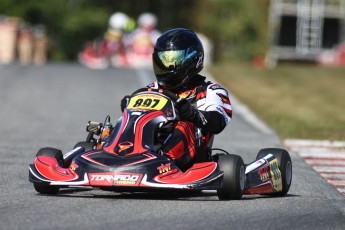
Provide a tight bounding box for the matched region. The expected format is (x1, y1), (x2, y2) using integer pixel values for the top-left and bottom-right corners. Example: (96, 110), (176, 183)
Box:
(239, 165), (245, 190)
(285, 161), (292, 185)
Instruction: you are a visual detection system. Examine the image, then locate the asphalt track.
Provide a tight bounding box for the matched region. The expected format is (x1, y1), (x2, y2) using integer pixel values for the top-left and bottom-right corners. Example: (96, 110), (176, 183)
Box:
(0, 63), (344, 230)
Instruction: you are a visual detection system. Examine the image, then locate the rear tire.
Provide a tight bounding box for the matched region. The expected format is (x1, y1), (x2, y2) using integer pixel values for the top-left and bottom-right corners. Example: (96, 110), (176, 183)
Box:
(217, 154), (245, 200)
(256, 148), (292, 196)
(34, 147), (63, 194)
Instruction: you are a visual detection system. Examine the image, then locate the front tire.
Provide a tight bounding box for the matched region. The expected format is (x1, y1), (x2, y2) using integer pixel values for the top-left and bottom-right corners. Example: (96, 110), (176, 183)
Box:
(256, 148), (292, 196)
(34, 183), (60, 194)
(73, 141), (94, 152)
(217, 154), (245, 200)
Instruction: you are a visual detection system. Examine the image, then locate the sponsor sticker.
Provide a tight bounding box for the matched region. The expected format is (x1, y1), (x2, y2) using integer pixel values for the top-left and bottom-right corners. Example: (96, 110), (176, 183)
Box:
(157, 163), (171, 174)
(69, 161), (79, 171)
(178, 89), (196, 99)
(196, 54), (203, 68)
(89, 172), (143, 186)
(216, 93), (230, 104)
(258, 167), (270, 182)
(209, 84), (224, 91)
(269, 159), (283, 191)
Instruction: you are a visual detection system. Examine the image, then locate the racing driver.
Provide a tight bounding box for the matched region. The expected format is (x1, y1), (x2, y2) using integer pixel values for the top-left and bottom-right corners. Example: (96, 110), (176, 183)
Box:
(122, 28), (232, 171)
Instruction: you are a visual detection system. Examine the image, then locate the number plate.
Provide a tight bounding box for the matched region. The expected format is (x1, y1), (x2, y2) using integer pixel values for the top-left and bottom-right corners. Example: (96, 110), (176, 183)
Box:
(127, 94), (168, 111)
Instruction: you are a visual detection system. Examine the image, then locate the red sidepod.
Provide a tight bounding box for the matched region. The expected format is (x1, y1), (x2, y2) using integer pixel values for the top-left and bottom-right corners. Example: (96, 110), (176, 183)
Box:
(244, 181), (275, 195)
(153, 162), (217, 184)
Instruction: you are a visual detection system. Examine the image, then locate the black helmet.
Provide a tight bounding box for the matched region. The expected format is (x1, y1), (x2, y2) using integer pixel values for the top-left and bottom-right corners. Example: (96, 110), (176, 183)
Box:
(152, 28), (204, 91)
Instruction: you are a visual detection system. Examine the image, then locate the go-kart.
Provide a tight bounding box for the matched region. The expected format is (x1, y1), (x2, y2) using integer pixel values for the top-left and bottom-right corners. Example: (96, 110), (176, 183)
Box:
(29, 88), (292, 200)
(78, 40), (129, 70)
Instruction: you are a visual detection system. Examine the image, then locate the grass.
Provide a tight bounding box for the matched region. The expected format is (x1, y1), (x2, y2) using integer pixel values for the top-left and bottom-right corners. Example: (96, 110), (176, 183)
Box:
(209, 62), (345, 141)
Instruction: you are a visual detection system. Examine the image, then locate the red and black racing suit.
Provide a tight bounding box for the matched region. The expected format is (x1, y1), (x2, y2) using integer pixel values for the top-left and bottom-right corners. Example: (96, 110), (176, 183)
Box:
(147, 74), (232, 171)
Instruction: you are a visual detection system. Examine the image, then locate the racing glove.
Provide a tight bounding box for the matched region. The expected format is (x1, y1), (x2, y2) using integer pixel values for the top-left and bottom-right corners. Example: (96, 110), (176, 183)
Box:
(175, 98), (226, 134)
(120, 95), (130, 112)
(156, 122), (174, 143)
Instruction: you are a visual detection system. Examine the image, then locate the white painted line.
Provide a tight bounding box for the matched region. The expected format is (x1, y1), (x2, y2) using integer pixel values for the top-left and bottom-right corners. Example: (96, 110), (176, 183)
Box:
(297, 152), (345, 159)
(289, 148), (345, 153)
(337, 188), (345, 194)
(285, 139), (345, 148)
(321, 173), (345, 180)
(305, 159), (345, 166)
(325, 180), (345, 186)
(313, 166), (345, 173)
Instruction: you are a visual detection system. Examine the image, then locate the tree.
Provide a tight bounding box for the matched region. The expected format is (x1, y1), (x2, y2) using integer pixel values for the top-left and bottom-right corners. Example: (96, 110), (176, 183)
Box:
(0, 0), (269, 61)
(191, 0), (270, 61)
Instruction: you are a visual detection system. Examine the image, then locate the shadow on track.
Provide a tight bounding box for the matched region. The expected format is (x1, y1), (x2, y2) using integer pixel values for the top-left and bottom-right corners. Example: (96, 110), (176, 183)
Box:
(34, 188), (300, 201)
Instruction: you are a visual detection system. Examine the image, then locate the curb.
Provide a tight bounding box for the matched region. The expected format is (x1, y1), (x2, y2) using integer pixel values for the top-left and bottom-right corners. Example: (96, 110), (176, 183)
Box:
(284, 139), (345, 196)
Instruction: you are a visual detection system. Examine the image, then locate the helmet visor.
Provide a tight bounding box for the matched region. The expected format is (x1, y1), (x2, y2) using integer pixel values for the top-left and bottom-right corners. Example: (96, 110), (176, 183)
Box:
(153, 50), (185, 75)
(153, 49), (197, 76)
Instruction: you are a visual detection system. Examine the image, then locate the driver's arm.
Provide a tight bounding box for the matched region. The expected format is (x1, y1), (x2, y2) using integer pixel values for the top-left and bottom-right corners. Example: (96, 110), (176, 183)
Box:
(176, 84), (232, 134)
(198, 110), (226, 134)
(176, 99), (226, 134)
